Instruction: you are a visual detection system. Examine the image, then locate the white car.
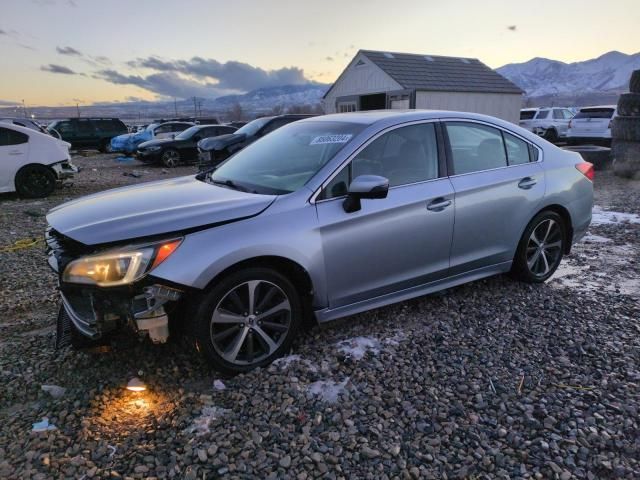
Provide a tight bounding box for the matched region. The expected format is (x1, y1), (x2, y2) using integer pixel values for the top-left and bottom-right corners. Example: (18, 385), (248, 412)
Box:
(0, 123), (78, 198)
(567, 105), (617, 146)
(519, 107), (574, 143)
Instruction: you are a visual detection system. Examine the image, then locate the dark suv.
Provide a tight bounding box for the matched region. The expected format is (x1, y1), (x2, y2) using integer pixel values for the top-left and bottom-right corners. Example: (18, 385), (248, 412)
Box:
(197, 114), (315, 166)
(47, 118), (128, 152)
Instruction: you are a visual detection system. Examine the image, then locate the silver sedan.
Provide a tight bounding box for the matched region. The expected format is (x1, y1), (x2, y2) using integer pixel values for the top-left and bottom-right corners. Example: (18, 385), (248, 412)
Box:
(46, 110), (594, 373)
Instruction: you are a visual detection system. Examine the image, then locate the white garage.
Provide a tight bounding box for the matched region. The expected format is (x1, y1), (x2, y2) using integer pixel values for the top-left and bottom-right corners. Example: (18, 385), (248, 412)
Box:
(323, 50), (524, 124)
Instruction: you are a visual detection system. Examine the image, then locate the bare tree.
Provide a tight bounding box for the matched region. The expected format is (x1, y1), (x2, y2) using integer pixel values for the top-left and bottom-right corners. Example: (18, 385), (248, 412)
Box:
(228, 102), (244, 121)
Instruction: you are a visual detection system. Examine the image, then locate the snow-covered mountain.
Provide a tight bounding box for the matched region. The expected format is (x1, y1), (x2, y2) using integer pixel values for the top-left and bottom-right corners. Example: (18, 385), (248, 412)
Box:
(211, 84), (328, 113)
(497, 51), (640, 98)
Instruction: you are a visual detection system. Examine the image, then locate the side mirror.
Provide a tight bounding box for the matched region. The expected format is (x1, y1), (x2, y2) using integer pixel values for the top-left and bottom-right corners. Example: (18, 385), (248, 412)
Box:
(343, 175), (389, 213)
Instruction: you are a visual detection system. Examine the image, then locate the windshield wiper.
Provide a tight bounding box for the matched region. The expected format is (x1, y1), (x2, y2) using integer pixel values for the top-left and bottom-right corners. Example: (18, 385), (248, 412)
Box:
(209, 177), (251, 193)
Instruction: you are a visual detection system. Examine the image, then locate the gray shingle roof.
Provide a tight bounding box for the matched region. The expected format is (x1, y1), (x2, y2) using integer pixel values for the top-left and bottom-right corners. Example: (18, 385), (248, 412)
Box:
(360, 50), (523, 94)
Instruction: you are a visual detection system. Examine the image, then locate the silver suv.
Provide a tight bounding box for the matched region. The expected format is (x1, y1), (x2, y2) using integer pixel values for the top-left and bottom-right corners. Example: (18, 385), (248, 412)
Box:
(46, 111), (594, 373)
(519, 107), (575, 143)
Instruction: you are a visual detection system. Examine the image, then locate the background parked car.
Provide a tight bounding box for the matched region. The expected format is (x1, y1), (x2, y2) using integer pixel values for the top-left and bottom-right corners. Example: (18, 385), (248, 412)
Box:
(110, 121), (194, 154)
(567, 105), (617, 146)
(519, 107), (574, 143)
(1, 117), (50, 135)
(46, 118), (127, 152)
(137, 124), (237, 167)
(0, 123), (77, 198)
(197, 114), (315, 167)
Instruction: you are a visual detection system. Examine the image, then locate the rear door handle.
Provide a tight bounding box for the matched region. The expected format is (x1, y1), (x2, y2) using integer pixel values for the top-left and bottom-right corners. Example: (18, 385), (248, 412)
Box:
(518, 177), (537, 189)
(427, 198), (452, 211)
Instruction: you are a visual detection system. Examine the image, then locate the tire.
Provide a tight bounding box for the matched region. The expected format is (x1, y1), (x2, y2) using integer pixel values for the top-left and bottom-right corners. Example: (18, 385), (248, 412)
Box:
(161, 149), (180, 168)
(99, 139), (113, 154)
(630, 70), (640, 93)
(511, 211), (566, 283)
(543, 128), (559, 143)
(611, 116), (640, 142)
(191, 268), (302, 374)
(15, 165), (57, 198)
(616, 93), (640, 117)
(612, 140), (640, 179)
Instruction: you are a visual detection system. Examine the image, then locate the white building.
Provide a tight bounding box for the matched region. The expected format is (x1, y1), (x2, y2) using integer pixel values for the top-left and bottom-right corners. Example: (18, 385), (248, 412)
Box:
(323, 50), (524, 123)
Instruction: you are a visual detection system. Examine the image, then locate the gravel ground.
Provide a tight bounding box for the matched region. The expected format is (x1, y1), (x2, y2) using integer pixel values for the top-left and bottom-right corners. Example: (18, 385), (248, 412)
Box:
(0, 153), (639, 479)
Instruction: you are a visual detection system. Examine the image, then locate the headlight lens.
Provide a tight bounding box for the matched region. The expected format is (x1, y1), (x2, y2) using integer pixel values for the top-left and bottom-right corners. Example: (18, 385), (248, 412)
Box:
(62, 239), (182, 286)
(147, 146), (162, 152)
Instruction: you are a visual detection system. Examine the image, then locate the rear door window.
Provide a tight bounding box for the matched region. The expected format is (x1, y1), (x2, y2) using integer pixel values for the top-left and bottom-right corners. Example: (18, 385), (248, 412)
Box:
(0, 127), (28, 146)
(445, 122), (507, 175)
(503, 132), (531, 165)
(535, 110), (550, 119)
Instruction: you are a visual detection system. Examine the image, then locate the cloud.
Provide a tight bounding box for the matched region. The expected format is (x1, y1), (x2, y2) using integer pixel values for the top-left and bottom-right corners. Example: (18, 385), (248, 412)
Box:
(326, 56), (334, 62)
(57, 46), (82, 56)
(0, 29), (6, 35)
(41, 64), (77, 75)
(0, 99), (20, 106)
(94, 69), (230, 99)
(120, 56), (311, 97)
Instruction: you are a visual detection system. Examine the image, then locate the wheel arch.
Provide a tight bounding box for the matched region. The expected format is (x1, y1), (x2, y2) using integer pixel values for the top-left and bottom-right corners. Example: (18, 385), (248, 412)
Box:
(14, 162), (56, 186)
(532, 204), (573, 254)
(203, 255), (316, 314)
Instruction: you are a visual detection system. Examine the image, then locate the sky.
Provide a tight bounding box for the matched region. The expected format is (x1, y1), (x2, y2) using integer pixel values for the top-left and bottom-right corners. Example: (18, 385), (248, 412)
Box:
(1, 0), (639, 107)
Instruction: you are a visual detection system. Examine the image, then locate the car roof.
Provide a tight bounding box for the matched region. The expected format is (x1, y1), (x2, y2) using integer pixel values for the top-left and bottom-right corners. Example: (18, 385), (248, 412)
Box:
(579, 105), (616, 110)
(301, 109), (512, 126)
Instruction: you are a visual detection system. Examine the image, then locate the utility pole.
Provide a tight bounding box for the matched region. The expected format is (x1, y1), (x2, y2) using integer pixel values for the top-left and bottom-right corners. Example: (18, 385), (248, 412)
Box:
(174, 97), (178, 117)
(22, 99), (27, 118)
(76, 103), (80, 118)
(192, 96), (197, 119)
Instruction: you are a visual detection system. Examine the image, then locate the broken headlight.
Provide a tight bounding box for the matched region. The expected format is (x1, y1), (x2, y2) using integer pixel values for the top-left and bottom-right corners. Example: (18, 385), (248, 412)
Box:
(62, 238), (182, 287)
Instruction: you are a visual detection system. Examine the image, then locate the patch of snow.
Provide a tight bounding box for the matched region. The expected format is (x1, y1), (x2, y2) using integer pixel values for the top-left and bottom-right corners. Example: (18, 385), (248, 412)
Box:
(591, 206), (640, 226)
(272, 354), (317, 372)
(582, 233), (612, 243)
(32, 418), (57, 433)
(184, 406), (229, 436)
(213, 380), (226, 391)
(382, 331), (407, 346)
(307, 378), (349, 403)
(336, 336), (381, 360)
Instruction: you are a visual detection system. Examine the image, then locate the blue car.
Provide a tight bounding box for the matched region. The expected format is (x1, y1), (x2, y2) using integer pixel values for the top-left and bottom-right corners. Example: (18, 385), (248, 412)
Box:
(110, 122), (194, 154)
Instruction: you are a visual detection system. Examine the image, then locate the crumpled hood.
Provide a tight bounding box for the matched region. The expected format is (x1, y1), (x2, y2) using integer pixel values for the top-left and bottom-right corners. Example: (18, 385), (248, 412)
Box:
(47, 175), (276, 245)
(138, 137), (182, 149)
(198, 133), (245, 152)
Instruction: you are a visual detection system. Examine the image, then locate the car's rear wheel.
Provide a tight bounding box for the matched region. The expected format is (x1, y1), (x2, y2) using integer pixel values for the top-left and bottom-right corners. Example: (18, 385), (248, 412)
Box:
(161, 149), (180, 168)
(543, 128), (559, 143)
(15, 165), (56, 198)
(512, 211), (566, 283)
(192, 268), (302, 374)
(99, 139), (113, 153)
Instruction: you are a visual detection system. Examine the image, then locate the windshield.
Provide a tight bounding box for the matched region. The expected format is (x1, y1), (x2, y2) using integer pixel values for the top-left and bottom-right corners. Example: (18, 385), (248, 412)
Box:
(235, 117), (271, 137)
(175, 125), (200, 140)
(207, 120), (365, 194)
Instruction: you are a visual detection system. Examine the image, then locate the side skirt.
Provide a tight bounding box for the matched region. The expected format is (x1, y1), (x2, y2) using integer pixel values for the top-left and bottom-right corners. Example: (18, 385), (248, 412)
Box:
(314, 261), (513, 323)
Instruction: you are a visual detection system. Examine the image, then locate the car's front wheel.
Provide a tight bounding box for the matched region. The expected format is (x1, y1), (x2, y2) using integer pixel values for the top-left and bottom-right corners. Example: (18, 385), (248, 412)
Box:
(161, 149), (180, 168)
(192, 268), (302, 374)
(15, 165), (57, 198)
(512, 211), (566, 283)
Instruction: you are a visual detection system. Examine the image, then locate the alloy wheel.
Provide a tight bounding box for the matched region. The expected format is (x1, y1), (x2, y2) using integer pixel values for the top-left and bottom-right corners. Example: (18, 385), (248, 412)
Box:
(210, 280), (291, 366)
(162, 150), (179, 167)
(526, 219), (563, 277)
(24, 170), (54, 197)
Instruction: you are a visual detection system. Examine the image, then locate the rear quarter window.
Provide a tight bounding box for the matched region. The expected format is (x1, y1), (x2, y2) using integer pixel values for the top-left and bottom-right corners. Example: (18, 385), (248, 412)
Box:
(0, 127), (28, 146)
(520, 110), (536, 120)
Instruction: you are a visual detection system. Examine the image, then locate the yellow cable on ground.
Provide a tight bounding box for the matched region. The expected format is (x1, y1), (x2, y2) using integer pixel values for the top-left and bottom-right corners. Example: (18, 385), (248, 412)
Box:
(0, 237), (44, 253)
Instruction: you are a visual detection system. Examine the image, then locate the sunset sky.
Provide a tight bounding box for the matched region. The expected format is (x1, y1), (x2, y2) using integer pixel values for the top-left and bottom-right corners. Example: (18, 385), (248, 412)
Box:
(1, 0), (639, 107)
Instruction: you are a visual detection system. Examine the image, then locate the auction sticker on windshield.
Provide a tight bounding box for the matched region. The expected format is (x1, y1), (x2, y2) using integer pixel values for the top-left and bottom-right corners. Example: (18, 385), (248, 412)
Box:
(310, 134), (353, 145)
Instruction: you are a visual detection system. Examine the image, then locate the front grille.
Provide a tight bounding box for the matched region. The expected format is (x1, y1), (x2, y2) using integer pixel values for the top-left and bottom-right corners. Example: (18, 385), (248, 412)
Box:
(45, 227), (92, 274)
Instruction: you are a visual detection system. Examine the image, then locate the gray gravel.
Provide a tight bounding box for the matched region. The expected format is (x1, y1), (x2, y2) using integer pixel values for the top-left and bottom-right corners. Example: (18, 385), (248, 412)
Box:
(1, 154), (639, 479)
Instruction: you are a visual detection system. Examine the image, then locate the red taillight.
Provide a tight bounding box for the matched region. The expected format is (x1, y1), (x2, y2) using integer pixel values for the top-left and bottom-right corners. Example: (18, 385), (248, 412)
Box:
(576, 162), (594, 181)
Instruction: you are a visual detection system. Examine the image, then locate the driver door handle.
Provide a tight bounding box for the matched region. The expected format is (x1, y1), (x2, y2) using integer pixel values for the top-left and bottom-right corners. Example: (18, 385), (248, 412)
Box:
(518, 177), (537, 190)
(427, 198), (452, 211)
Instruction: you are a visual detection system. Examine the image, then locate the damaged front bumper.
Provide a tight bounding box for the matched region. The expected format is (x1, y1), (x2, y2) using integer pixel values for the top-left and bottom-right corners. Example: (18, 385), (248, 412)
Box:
(46, 227), (184, 344)
(51, 160), (79, 186)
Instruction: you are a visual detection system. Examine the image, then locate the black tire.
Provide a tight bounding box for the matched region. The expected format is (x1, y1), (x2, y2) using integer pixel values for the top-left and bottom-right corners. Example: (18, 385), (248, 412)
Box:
(161, 149), (180, 168)
(630, 70), (640, 93)
(612, 140), (640, 179)
(511, 211), (566, 283)
(99, 139), (113, 153)
(15, 164), (56, 198)
(611, 116), (640, 142)
(191, 268), (302, 374)
(543, 128), (559, 143)
(617, 93), (640, 117)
